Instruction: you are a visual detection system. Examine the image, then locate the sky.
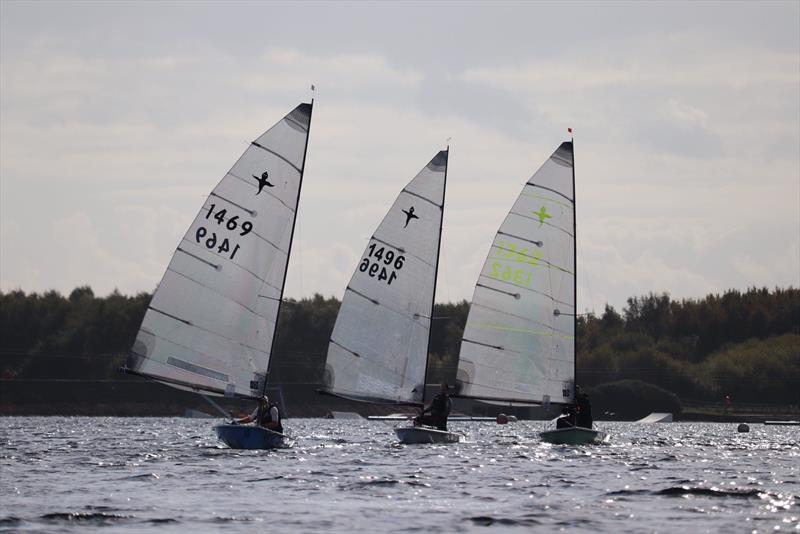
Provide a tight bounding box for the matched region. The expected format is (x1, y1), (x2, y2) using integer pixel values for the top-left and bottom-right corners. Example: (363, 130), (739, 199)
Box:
(1, 0), (798, 312)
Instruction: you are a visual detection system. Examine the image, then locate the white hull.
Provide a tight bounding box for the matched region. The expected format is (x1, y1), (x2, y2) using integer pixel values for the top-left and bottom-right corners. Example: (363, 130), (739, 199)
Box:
(395, 426), (460, 444)
(540, 426), (608, 445)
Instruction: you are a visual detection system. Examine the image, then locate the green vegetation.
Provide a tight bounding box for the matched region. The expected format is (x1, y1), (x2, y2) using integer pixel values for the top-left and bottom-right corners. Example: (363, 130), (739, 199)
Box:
(588, 380), (683, 420)
(1, 286), (798, 412)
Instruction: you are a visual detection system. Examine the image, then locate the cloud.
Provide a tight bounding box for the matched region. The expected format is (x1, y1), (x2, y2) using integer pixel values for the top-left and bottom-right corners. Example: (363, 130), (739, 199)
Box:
(1, 6), (798, 312)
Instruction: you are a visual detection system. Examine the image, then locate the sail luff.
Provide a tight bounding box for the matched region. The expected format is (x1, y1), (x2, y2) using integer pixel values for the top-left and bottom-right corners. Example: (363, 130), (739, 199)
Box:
(571, 137), (577, 399)
(260, 99), (314, 397)
(421, 146), (449, 406)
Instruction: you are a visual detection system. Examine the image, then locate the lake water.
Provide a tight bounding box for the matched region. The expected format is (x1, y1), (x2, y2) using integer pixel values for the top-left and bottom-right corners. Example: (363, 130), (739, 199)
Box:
(1, 417), (797, 532)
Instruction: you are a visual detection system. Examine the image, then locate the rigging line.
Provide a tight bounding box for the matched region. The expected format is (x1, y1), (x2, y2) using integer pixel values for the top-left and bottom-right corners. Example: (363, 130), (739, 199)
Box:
(525, 182), (573, 204)
(476, 276), (575, 308)
(344, 286), (432, 330)
(488, 254), (573, 275)
(226, 171), (295, 213)
(367, 237), (435, 269)
(285, 114), (309, 133)
(147, 307), (270, 356)
(176, 247), (219, 270)
(461, 338), (503, 350)
(522, 192), (573, 210)
(178, 238), (282, 287)
(497, 230), (543, 248)
(164, 267), (269, 320)
(463, 333), (574, 362)
(508, 210), (574, 238)
(346, 286), (379, 305)
(208, 192), (256, 217)
(401, 188), (442, 208)
(478, 274), (572, 308)
(469, 301), (571, 336)
(329, 338), (360, 358)
(148, 306), (191, 326)
(371, 236), (406, 253)
(475, 283), (519, 300)
(251, 141), (302, 174)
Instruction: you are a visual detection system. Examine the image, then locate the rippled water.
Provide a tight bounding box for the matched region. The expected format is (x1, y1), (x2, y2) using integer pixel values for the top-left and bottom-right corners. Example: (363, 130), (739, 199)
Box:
(1, 417), (797, 532)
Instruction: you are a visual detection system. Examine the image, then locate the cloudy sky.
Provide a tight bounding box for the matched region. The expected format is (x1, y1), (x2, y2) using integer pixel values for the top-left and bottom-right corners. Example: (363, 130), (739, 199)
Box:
(1, 0), (798, 312)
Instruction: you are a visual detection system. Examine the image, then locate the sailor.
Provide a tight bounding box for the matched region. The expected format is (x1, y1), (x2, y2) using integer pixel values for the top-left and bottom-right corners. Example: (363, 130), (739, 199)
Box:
(555, 404), (576, 429)
(414, 383), (452, 431)
(232, 395), (283, 433)
(575, 386), (593, 429)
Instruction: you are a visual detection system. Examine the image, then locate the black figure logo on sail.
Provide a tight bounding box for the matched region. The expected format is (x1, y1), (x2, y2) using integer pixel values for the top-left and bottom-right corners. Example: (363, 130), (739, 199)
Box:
(402, 206), (419, 228)
(252, 171), (274, 195)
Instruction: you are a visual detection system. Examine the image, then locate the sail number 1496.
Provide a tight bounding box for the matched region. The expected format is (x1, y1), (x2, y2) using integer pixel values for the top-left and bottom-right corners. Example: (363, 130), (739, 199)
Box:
(360, 243), (405, 285)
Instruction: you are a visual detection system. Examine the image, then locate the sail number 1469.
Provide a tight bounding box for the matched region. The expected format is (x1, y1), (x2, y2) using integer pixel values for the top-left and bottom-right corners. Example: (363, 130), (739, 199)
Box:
(194, 203), (255, 260)
(360, 243), (405, 285)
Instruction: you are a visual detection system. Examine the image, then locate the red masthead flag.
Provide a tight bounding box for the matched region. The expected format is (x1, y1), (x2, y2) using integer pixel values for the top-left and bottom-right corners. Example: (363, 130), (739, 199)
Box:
(567, 127), (573, 133)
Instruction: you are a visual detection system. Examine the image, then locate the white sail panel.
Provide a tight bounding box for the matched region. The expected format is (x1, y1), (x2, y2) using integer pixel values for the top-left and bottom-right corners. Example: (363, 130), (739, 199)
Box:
(457, 142), (575, 405)
(324, 151), (448, 404)
(127, 103), (312, 398)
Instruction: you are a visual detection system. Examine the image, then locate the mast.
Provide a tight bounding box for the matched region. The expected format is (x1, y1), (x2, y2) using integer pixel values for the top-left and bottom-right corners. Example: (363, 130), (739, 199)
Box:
(570, 135), (577, 402)
(420, 146), (448, 406)
(259, 99), (314, 402)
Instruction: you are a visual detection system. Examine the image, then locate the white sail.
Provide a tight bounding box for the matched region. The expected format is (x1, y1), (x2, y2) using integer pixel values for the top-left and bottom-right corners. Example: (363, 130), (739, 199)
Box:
(456, 142), (575, 405)
(127, 102), (313, 399)
(323, 150), (448, 405)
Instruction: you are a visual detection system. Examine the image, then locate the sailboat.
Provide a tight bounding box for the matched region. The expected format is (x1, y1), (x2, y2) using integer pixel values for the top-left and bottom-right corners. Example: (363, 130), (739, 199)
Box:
(454, 140), (607, 445)
(123, 101), (314, 449)
(320, 149), (460, 444)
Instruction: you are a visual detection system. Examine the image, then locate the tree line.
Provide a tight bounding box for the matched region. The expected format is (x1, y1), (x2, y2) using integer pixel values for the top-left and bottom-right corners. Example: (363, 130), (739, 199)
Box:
(1, 286), (797, 407)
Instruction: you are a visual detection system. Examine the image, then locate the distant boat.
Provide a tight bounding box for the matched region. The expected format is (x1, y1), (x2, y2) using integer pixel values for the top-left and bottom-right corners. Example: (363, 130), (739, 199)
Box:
(320, 149), (460, 444)
(454, 140), (607, 445)
(637, 412), (674, 423)
(123, 101), (314, 449)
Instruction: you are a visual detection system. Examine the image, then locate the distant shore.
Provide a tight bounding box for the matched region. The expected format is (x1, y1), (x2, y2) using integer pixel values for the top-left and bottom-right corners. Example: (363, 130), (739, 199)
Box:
(2, 378), (796, 423)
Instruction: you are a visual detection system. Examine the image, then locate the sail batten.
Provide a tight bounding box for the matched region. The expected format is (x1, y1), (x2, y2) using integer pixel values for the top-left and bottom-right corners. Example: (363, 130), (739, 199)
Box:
(456, 142), (576, 405)
(323, 150), (448, 405)
(126, 102), (313, 399)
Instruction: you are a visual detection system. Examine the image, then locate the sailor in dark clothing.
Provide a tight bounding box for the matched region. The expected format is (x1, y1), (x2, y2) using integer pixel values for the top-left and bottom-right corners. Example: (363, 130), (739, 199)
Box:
(233, 395), (283, 433)
(555, 404), (576, 428)
(575, 387), (593, 429)
(414, 383), (452, 431)
(554, 386), (593, 429)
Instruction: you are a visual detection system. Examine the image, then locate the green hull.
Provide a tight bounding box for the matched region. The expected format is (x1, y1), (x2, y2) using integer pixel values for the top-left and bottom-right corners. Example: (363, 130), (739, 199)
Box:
(540, 427), (608, 445)
(395, 426), (460, 444)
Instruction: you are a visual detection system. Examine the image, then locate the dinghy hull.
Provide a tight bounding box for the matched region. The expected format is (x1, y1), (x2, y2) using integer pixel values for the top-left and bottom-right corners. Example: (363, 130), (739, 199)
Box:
(540, 427), (607, 445)
(215, 424), (287, 449)
(395, 426), (460, 444)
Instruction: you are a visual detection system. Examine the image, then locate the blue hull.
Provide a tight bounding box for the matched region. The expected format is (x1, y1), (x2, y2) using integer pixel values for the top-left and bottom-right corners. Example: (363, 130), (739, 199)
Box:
(215, 424), (287, 450)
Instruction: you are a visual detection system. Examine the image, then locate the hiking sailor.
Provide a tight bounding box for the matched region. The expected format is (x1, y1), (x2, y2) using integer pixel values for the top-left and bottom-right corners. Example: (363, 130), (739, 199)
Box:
(232, 395), (283, 433)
